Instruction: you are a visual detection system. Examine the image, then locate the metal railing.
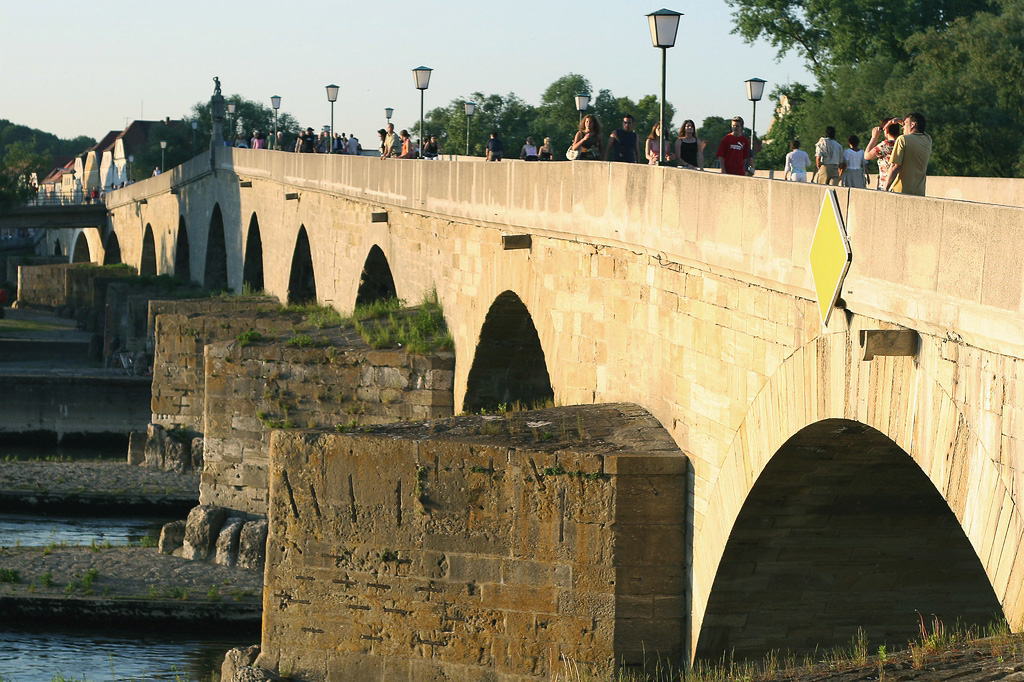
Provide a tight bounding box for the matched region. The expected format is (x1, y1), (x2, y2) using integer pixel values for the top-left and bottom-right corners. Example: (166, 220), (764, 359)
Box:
(20, 192), (106, 208)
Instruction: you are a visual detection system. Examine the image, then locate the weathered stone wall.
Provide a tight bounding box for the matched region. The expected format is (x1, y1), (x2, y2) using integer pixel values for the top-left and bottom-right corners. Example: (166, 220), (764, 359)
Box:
(149, 298), (282, 430)
(201, 334), (455, 516)
(16, 263), (76, 308)
(258, 404), (688, 681)
(4, 255), (62, 289)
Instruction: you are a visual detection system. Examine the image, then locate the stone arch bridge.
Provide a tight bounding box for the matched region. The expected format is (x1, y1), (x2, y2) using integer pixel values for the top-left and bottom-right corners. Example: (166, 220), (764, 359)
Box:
(67, 148), (1024, 666)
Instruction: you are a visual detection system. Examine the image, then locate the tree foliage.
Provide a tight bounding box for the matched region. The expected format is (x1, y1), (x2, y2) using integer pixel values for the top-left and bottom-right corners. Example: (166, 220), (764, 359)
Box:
(754, 0), (1024, 177)
(726, 0), (989, 80)
(186, 95), (301, 154)
(0, 120), (92, 208)
(417, 73), (674, 161)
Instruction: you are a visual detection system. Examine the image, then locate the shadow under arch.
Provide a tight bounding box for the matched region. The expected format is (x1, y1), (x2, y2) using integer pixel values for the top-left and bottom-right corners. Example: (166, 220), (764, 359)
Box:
(287, 225), (316, 304)
(140, 224), (157, 276)
(354, 245), (397, 307)
(53, 241), (62, 257)
(204, 204), (228, 291)
(696, 417), (1003, 660)
(175, 216), (191, 283)
(103, 231), (121, 265)
(71, 232), (91, 263)
(692, 333), (1022, 662)
(463, 290), (553, 413)
(243, 213), (264, 293)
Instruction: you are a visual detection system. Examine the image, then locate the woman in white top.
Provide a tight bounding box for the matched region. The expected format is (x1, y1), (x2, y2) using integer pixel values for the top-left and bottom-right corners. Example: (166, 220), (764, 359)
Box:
(784, 140), (811, 181)
(840, 134), (868, 188)
(520, 136), (539, 161)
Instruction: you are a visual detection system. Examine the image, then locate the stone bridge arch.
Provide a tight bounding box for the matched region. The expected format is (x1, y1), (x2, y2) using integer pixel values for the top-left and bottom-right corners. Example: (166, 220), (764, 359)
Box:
(243, 212), (264, 293)
(287, 225), (316, 304)
(463, 290), (554, 413)
(175, 216), (191, 283)
(204, 204), (228, 291)
(693, 332), (1023, 659)
(140, 224), (157, 276)
(354, 244), (397, 307)
(103, 230), (121, 265)
(72, 232), (91, 263)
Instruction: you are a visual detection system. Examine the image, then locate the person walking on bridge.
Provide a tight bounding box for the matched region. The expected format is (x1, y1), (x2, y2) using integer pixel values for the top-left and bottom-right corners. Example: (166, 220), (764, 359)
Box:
(715, 116), (751, 175)
(814, 126), (843, 185)
(605, 114), (640, 163)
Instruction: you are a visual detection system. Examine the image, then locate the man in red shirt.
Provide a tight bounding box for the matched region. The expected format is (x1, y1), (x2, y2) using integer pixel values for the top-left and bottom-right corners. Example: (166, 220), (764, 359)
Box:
(716, 116), (752, 176)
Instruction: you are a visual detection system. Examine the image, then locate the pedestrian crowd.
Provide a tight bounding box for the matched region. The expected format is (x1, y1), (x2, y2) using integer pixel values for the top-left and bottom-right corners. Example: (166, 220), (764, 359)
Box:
(784, 113), (932, 195)
(264, 108), (932, 196)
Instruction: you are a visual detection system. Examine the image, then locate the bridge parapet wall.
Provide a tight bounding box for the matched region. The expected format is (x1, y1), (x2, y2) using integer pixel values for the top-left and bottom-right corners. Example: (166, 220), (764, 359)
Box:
(217, 149), (1024, 357)
(259, 404), (687, 681)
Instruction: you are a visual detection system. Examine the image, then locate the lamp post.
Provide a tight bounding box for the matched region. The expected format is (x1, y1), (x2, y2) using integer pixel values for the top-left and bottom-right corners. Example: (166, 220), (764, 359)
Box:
(271, 95), (281, 148)
(227, 102), (236, 145)
(413, 66), (432, 159)
(160, 140), (167, 172)
(385, 107), (393, 125)
(646, 8), (682, 165)
(575, 93), (591, 124)
(127, 155), (133, 183)
(464, 101), (476, 156)
(191, 120), (198, 157)
(326, 84), (339, 154)
(745, 77), (767, 168)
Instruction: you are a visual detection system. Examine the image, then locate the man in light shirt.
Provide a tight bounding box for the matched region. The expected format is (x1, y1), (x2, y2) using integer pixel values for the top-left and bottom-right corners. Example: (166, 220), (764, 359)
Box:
(885, 112), (932, 196)
(814, 126), (844, 185)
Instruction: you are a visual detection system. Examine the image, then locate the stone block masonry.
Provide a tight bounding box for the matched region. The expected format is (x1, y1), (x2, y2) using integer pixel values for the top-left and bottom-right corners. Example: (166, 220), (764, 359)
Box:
(149, 297), (284, 431)
(200, 324), (455, 516)
(257, 403), (689, 681)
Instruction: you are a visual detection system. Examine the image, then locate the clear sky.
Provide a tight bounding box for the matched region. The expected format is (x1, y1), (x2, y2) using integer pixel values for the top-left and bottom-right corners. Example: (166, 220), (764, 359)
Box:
(1, 0), (813, 145)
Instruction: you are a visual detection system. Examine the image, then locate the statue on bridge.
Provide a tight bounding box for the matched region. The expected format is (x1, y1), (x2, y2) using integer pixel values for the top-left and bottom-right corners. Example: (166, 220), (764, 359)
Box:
(213, 76), (222, 97)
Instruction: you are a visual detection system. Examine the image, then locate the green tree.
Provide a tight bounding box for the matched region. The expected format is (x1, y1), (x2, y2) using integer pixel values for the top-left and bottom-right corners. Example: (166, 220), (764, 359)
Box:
(697, 116), (732, 168)
(535, 74), (594, 159)
(726, 0), (990, 80)
(186, 95), (301, 155)
(419, 92), (538, 156)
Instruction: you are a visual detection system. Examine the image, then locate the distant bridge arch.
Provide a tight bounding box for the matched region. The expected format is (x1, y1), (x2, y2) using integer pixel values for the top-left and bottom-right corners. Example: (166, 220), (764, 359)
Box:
(204, 204), (228, 291)
(103, 230), (121, 265)
(355, 245), (397, 307)
(287, 225), (316, 304)
(72, 232), (91, 263)
(464, 290), (554, 414)
(243, 213), (264, 293)
(140, 224), (157, 276)
(175, 216), (191, 283)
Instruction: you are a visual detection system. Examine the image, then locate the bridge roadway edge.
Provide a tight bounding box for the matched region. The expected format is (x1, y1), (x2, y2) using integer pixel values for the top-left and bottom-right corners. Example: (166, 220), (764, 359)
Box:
(83, 149), (1024, 665)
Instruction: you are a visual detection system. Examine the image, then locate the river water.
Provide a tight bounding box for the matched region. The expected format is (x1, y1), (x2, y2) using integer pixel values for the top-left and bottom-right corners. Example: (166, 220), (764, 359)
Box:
(0, 444), (248, 681)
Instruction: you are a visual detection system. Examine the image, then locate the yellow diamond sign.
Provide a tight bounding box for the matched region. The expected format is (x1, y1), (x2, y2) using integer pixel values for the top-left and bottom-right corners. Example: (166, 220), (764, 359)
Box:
(809, 189), (852, 327)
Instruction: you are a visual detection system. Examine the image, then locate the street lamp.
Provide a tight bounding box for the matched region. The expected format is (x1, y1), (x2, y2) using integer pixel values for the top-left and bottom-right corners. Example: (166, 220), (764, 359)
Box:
(464, 101), (476, 156)
(413, 66), (432, 159)
(191, 119), (198, 157)
(227, 102), (236, 145)
(385, 107), (394, 124)
(575, 93), (591, 123)
(745, 77), (767, 168)
(326, 84), (339, 154)
(271, 95), (281, 148)
(647, 8), (683, 165)
(127, 155), (133, 182)
(160, 140), (167, 172)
